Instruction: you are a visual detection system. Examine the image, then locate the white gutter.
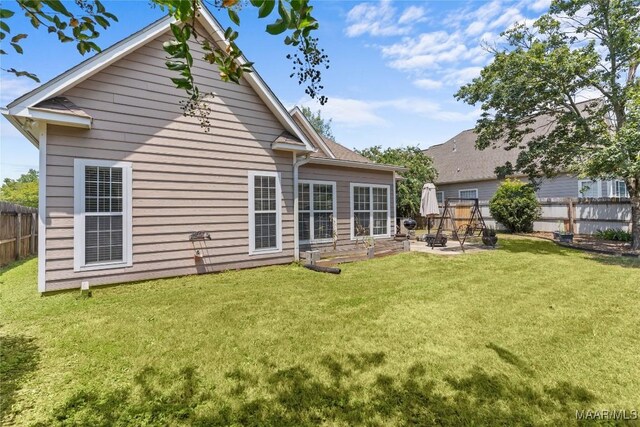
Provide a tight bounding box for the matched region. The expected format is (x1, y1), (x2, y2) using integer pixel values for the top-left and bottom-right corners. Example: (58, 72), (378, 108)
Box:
(293, 153), (311, 261)
(308, 157), (407, 173)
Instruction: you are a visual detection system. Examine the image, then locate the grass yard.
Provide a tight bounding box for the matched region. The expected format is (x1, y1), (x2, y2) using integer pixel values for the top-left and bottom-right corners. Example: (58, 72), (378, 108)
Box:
(1, 236), (639, 426)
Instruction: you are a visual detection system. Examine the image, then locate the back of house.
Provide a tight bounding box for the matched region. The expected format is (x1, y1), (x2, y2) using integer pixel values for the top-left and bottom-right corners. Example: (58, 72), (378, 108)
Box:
(3, 10), (402, 293)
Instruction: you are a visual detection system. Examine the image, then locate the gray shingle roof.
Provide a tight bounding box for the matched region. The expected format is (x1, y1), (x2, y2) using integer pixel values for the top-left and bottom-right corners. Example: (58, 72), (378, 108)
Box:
(424, 129), (522, 184)
(311, 136), (372, 163)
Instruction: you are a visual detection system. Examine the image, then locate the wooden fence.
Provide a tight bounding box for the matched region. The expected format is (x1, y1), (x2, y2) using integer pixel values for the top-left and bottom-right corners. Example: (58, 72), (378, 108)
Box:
(0, 201), (38, 266)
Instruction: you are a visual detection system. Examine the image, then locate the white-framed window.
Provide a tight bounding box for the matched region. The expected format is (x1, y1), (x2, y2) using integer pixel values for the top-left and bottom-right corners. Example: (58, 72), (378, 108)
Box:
(74, 159), (133, 271)
(299, 180), (337, 243)
(459, 188), (478, 199)
(436, 191), (445, 205)
(610, 180), (629, 198)
(248, 171), (282, 255)
(350, 183), (391, 239)
(578, 180), (601, 198)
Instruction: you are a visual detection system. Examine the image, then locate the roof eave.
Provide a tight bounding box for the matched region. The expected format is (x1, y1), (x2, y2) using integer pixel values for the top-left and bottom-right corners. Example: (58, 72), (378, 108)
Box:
(289, 107), (335, 159)
(272, 142), (314, 153)
(1, 112), (39, 148)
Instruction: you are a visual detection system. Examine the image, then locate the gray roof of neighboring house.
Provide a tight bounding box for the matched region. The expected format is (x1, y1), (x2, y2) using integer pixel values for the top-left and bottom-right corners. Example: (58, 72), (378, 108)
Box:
(426, 100), (601, 184)
(312, 136), (372, 163)
(424, 129), (522, 184)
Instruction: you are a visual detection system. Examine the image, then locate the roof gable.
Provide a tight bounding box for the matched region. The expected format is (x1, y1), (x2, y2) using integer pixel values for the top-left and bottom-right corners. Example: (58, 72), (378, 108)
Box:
(4, 7), (315, 153)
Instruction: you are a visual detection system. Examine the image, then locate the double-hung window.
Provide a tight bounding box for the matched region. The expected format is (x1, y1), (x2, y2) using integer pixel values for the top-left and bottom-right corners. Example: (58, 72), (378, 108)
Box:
(459, 189), (478, 199)
(249, 171), (282, 254)
(74, 159), (132, 271)
(436, 191), (445, 205)
(578, 180), (600, 198)
(612, 180), (629, 198)
(351, 184), (390, 239)
(298, 180), (336, 243)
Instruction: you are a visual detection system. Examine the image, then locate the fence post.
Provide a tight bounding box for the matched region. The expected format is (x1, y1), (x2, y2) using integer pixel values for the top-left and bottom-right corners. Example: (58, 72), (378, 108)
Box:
(31, 212), (37, 255)
(568, 198), (575, 234)
(16, 213), (22, 260)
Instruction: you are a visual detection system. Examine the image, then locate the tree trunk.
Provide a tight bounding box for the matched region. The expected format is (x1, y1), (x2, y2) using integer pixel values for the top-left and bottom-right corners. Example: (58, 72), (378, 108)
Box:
(631, 193), (640, 251)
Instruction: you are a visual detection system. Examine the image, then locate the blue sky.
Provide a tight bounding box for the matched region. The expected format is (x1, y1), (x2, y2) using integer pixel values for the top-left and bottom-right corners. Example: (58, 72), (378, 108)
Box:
(0, 0), (551, 181)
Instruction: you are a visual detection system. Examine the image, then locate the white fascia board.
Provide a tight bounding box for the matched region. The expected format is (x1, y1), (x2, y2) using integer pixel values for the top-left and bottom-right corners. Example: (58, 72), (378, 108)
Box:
(25, 108), (92, 129)
(1, 113), (39, 147)
(7, 16), (174, 112)
(196, 9), (315, 153)
(272, 142), (311, 152)
(289, 107), (334, 158)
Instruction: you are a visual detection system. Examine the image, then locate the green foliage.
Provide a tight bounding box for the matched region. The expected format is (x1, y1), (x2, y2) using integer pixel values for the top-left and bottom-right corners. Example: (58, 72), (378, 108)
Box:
(595, 228), (632, 242)
(455, 0), (640, 247)
(356, 146), (437, 218)
(0, 169), (38, 208)
(300, 106), (334, 140)
(489, 179), (540, 233)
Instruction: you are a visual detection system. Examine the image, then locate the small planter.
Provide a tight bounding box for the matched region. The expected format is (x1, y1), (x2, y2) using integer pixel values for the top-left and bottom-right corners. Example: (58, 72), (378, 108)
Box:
(482, 236), (498, 247)
(553, 232), (574, 243)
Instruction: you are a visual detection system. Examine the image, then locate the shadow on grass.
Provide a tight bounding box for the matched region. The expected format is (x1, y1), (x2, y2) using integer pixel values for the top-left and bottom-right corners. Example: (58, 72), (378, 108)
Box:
(588, 253), (640, 269)
(0, 333), (40, 424)
(35, 349), (601, 426)
(498, 238), (572, 256)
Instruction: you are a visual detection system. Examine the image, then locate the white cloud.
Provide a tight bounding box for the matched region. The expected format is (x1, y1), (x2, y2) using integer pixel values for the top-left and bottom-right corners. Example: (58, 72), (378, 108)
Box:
(345, 0), (428, 38)
(528, 0), (551, 12)
(0, 76), (38, 106)
(297, 96), (480, 128)
(413, 78), (443, 90)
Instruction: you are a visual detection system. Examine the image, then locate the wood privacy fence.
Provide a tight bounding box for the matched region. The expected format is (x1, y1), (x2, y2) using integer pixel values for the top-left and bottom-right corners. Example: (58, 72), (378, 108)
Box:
(0, 201), (38, 266)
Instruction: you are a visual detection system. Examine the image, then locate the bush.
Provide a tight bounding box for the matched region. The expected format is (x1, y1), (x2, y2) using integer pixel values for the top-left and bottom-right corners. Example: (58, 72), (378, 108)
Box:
(489, 179), (540, 233)
(594, 228), (631, 242)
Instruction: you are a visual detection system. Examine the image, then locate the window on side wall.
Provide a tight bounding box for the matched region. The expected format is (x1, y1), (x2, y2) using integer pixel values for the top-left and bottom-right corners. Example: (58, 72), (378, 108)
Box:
(613, 180), (629, 198)
(298, 181), (336, 243)
(458, 189), (478, 199)
(74, 159), (132, 271)
(249, 171), (282, 255)
(436, 191), (445, 205)
(578, 180), (600, 198)
(351, 184), (390, 239)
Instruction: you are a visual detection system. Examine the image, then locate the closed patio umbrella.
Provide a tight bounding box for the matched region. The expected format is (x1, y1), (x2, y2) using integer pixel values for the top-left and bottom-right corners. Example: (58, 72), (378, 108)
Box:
(420, 183), (440, 233)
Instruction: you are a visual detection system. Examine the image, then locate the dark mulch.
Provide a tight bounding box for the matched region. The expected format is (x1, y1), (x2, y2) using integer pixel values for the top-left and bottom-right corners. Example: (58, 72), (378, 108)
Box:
(522, 232), (639, 257)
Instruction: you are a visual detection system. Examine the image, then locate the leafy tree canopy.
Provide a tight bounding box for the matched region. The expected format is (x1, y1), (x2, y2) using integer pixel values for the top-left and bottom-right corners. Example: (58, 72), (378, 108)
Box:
(455, 0), (640, 248)
(0, 0), (329, 126)
(300, 106), (334, 140)
(0, 169), (39, 208)
(356, 146), (437, 218)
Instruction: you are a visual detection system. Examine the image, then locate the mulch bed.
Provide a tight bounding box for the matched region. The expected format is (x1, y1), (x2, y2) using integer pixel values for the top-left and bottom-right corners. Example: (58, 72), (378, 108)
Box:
(520, 232), (639, 257)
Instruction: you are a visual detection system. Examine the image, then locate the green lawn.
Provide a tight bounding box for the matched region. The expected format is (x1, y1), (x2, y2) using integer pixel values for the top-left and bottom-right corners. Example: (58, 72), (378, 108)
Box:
(1, 237), (639, 426)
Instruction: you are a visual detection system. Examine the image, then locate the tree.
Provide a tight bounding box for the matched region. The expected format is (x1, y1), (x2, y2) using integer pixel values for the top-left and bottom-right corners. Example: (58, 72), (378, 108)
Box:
(0, 169), (39, 208)
(356, 146), (437, 218)
(489, 180), (541, 233)
(0, 0), (329, 126)
(456, 0), (640, 249)
(300, 106), (334, 140)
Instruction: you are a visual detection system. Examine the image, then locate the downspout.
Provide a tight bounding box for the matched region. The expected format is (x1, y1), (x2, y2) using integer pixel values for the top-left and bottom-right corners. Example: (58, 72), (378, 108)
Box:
(293, 153), (311, 261)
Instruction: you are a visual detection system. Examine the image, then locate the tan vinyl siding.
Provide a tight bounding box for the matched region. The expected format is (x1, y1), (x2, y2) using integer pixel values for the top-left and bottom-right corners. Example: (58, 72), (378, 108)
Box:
(44, 29), (295, 291)
(298, 164), (395, 254)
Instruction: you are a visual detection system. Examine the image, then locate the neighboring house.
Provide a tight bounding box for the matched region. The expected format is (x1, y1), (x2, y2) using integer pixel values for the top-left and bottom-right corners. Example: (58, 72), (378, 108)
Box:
(424, 128), (630, 203)
(2, 10), (403, 293)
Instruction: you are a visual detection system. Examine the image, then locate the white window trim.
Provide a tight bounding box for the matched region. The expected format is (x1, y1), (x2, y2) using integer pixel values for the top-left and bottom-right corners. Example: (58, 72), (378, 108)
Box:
(349, 183), (392, 240)
(299, 179), (337, 244)
(73, 159), (133, 272)
(436, 191), (445, 205)
(458, 188), (478, 199)
(578, 179), (602, 198)
(606, 179), (629, 198)
(248, 170), (282, 255)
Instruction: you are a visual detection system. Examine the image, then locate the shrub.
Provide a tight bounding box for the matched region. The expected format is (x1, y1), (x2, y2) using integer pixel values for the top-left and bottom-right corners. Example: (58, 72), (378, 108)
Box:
(489, 180), (541, 233)
(594, 228), (632, 242)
